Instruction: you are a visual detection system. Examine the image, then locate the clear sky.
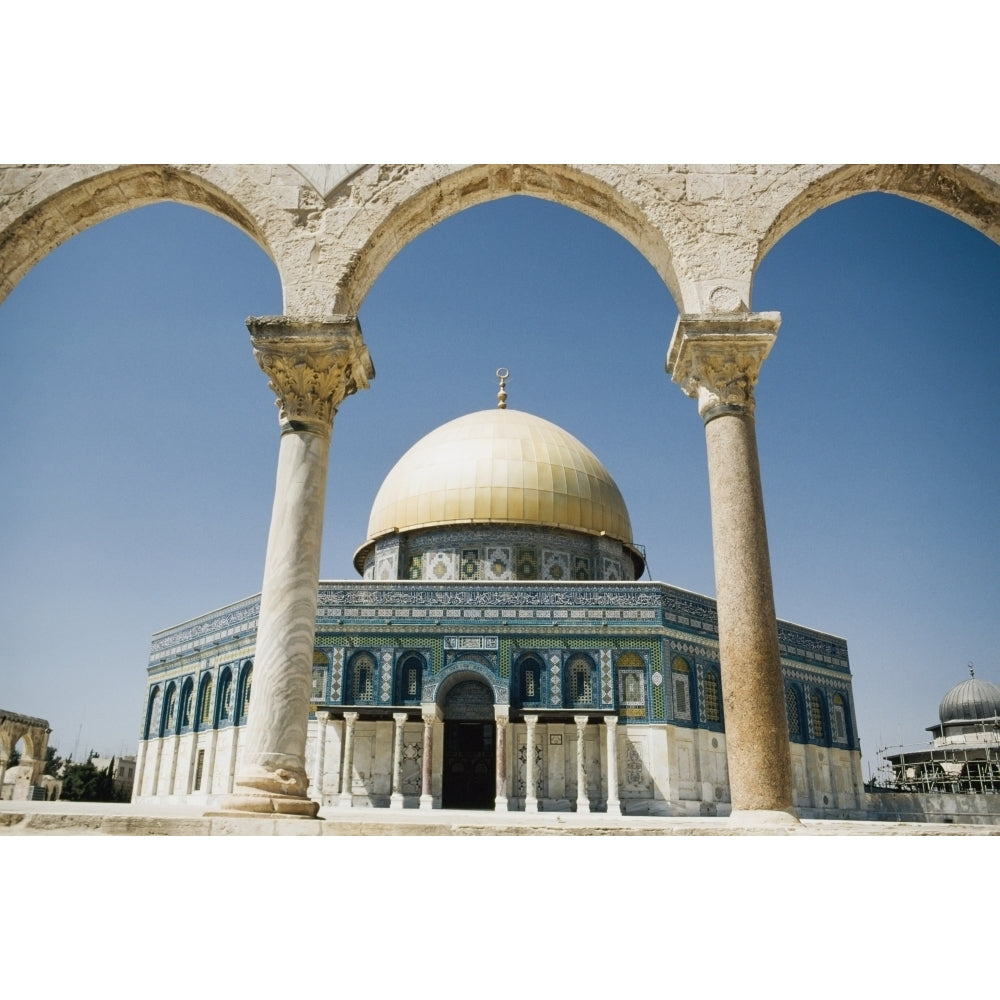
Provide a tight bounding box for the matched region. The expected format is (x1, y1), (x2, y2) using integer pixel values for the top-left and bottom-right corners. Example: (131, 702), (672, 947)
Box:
(2, 183), (998, 783)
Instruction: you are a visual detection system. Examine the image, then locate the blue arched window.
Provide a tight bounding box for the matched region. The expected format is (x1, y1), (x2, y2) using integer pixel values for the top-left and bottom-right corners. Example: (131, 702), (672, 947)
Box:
(785, 684), (804, 741)
(702, 669), (722, 724)
(672, 657), (692, 722)
(144, 686), (161, 740)
(831, 693), (851, 745)
(395, 652), (425, 705)
(179, 678), (195, 732)
(237, 661), (253, 724)
(197, 674), (214, 730)
(516, 654), (543, 706)
(162, 682), (178, 737)
(809, 689), (828, 744)
(311, 650), (329, 704)
(565, 653), (596, 708)
(347, 652), (376, 705)
(217, 667), (234, 725)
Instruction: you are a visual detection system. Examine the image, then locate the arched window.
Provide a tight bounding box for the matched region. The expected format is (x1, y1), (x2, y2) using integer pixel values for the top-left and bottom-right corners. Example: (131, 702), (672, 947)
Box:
(565, 653), (595, 707)
(616, 652), (645, 717)
(396, 652), (425, 704)
(517, 654), (543, 706)
(672, 657), (691, 721)
(348, 652), (376, 704)
(831, 694), (849, 744)
(785, 685), (803, 739)
(702, 669), (722, 724)
(179, 678), (195, 731)
(197, 675), (214, 729)
(237, 661), (253, 724)
(311, 650), (329, 703)
(217, 668), (233, 724)
(144, 686), (161, 740)
(163, 683), (178, 736)
(809, 690), (827, 743)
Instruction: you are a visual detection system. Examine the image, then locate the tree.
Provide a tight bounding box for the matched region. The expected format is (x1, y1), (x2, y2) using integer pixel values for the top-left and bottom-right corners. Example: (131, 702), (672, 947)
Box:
(60, 754), (118, 802)
(43, 746), (64, 776)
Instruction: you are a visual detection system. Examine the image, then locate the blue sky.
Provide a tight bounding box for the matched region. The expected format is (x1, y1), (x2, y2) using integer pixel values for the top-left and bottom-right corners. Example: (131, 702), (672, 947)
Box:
(2, 185), (998, 781)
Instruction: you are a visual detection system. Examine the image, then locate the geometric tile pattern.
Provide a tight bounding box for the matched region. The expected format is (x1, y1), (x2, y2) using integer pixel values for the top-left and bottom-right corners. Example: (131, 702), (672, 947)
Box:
(380, 650), (393, 703)
(600, 648), (613, 705)
(549, 653), (562, 706)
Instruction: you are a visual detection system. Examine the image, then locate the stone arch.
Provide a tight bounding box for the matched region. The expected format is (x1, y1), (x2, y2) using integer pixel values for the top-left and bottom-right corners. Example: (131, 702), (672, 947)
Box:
(753, 164), (1000, 285)
(0, 164), (288, 307)
(330, 164), (690, 314)
(425, 660), (508, 707)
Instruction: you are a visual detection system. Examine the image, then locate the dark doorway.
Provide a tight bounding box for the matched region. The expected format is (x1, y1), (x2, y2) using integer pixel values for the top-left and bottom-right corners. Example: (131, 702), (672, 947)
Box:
(442, 721), (496, 809)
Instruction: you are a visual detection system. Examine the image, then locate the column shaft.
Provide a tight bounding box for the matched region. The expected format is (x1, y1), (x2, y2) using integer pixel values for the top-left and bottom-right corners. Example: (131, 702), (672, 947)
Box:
(574, 716), (591, 813)
(494, 712), (509, 812)
(420, 714), (435, 809)
(390, 712), (407, 809)
(605, 717), (622, 816)
(667, 314), (796, 821)
(524, 715), (538, 813)
(339, 712), (358, 808)
(214, 318), (372, 818)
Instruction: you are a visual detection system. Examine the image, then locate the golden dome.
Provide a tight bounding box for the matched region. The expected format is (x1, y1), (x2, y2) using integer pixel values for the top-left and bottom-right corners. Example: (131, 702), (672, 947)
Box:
(355, 408), (638, 570)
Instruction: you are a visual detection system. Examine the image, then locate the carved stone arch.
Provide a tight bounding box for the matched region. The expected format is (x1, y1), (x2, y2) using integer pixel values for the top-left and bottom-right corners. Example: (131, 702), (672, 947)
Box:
(424, 660), (508, 707)
(754, 164), (1000, 278)
(329, 163), (692, 314)
(0, 164), (286, 307)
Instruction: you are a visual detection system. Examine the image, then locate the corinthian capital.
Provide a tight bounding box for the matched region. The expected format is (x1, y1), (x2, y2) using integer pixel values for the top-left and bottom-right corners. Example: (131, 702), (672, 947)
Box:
(666, 313), (780, 422)
(248, 316), (375, 436)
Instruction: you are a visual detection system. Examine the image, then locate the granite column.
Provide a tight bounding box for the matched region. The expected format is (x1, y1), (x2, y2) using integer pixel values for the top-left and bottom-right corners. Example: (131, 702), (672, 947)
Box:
(667, 312), (797, 823)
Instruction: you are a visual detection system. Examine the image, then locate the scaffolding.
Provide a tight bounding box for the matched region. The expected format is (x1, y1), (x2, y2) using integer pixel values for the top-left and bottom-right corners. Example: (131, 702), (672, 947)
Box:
(872, 725), (1000, 794)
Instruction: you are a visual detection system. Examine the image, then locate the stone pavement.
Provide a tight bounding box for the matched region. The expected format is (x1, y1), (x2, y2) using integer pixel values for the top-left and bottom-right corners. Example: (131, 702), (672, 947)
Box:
(1, 799), (997, 835)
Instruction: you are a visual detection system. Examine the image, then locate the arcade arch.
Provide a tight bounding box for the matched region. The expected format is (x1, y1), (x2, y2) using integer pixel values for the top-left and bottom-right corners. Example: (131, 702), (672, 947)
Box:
(5, 164), (1000, 824)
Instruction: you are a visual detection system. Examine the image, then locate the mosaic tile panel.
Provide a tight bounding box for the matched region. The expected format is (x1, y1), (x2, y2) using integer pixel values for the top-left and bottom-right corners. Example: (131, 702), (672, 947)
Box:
(549, 653), (562, 706)
(600, 649), (613, 706)
(380, 650), (393, 703)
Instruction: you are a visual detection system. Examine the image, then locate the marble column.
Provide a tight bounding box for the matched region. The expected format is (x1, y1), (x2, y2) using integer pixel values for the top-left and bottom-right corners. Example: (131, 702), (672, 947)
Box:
(339, 712), (359, 808)
(133, 741), (147, 800)
(524, 714), (538, 812)
(604, 716), (622, 816)
(574, 715), (591, 813)
(667, 312), (797, 824)
(390, 712), (408, 809)
(419, 710), (436, 810)
(314, 710), (330, 805)
(214, 317), (373, 818)
(494, 708), (509, 812)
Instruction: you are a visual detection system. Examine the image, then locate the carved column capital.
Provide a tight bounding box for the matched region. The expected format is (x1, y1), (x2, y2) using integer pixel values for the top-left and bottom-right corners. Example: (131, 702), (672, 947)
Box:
(248, 316), (375, 437)
(666, 313), (780, 423)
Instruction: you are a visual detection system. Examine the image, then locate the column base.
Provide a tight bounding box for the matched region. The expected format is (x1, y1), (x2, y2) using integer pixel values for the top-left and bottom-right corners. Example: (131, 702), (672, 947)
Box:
(606, 801), (622, 817)
(419, 793), (435, 810)
(389, 792), (404, 810)
(524, 798), (539, 813)
(576, 800), (591, 814)
(208, 791), (319, 819)
(728, 808), (800, 829)
(494, 795), (509, 813)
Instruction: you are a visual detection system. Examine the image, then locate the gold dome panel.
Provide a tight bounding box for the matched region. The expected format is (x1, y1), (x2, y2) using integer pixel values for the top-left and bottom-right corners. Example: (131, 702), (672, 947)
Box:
(363, 408), (634, 546)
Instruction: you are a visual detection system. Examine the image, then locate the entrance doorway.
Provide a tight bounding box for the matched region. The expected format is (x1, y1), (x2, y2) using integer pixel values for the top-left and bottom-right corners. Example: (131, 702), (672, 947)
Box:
(442, 721), (496, 809)
(440, 676), (496, 810)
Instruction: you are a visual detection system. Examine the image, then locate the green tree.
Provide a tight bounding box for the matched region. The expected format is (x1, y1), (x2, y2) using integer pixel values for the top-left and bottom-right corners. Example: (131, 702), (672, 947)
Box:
(43, 746), (64, 776)
(60, 754), (117, 802)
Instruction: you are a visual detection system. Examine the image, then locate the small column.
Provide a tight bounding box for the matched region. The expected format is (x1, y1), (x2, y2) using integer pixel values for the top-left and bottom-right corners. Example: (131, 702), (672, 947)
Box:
(339, 712), (359, 808)
(494, 708), (509, 812)
(419, 710), (436, 810)
(574, 715), (591, 813)
(604, 716), (622, 816)
(390, 712), (408, 809)
(314, 710), (330, 805)
(215, 317), (373, 818)
(524, 714), (538, 813)
(667, 312), (797, 824)
(0, 754), (7, 796)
